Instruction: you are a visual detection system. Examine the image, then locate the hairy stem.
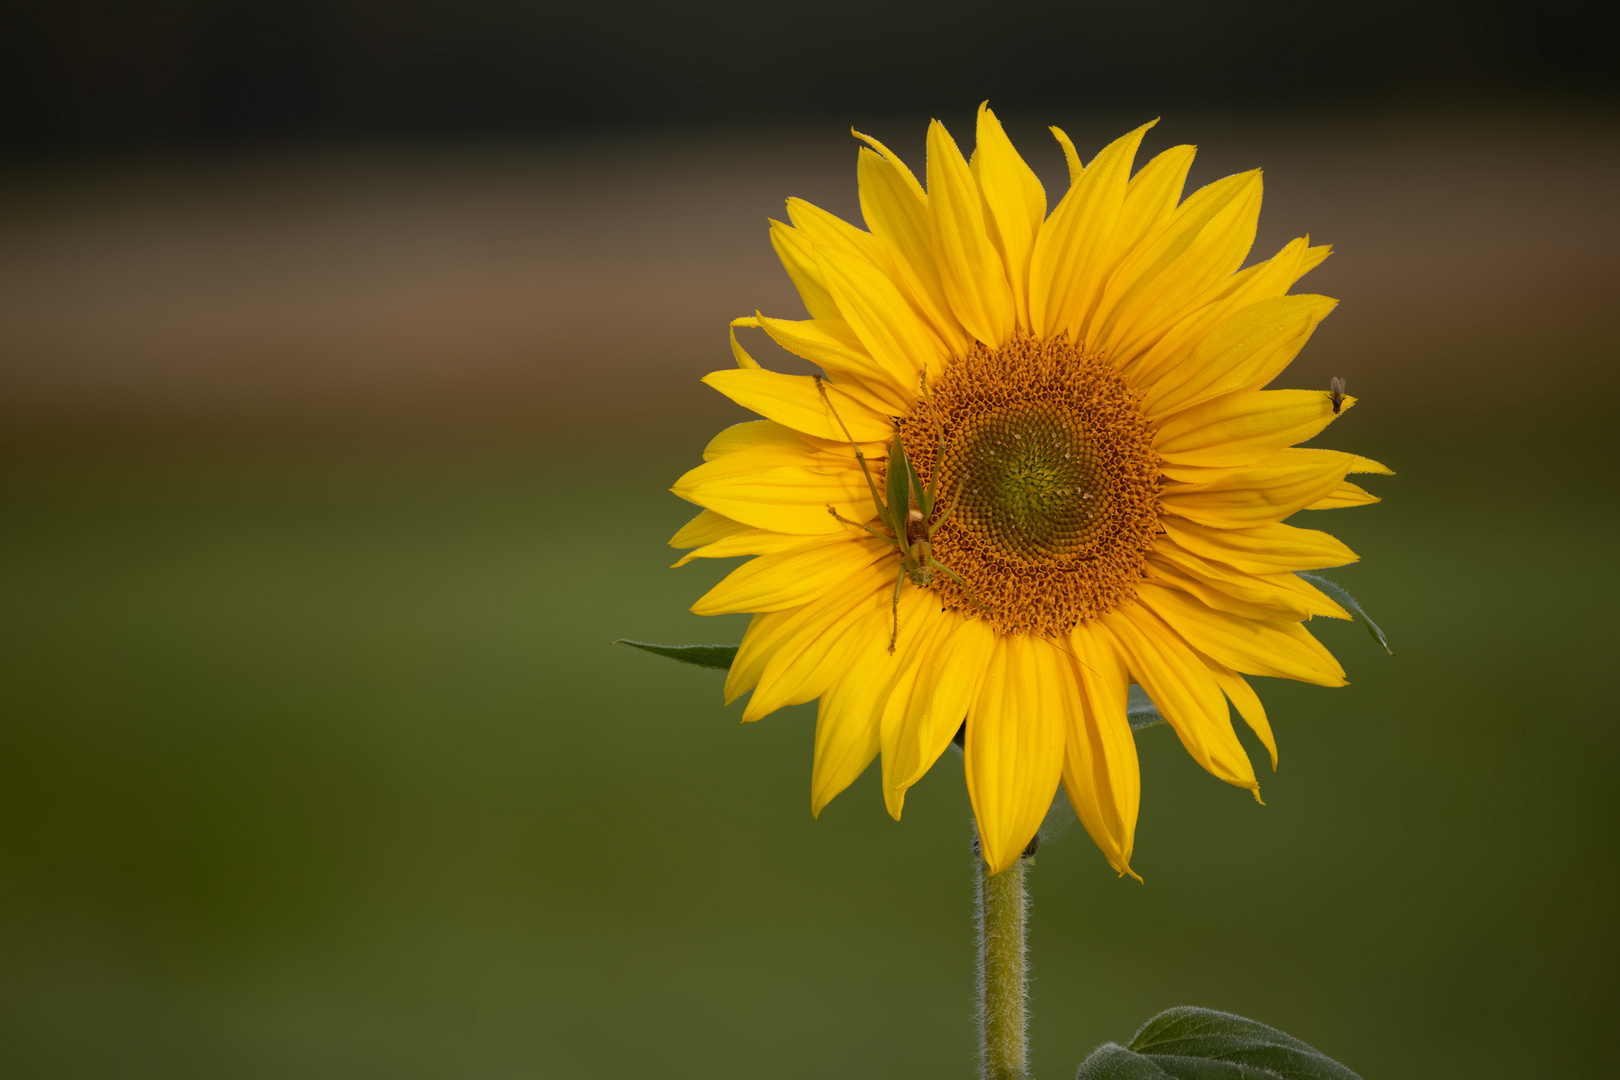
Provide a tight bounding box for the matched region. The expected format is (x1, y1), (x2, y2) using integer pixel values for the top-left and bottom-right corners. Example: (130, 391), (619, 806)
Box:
(976, 838), (1029, 1080)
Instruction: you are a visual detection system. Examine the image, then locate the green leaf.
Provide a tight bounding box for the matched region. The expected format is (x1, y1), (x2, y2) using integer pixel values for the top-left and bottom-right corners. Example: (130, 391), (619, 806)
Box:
(1297, 573), (1392, 654)
(1076, 1007), (1362, 1080)
(1127, 684), (1167, 730)
(1074, 1043), (1176, 1078)
(613, 640), (737, 670)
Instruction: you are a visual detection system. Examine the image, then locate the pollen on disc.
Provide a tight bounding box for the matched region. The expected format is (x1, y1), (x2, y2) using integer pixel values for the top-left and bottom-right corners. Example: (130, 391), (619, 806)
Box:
(896, 334), (1161, 638)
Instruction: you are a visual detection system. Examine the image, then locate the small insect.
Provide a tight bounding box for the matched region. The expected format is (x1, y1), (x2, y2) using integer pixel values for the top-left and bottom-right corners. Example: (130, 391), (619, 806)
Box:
(1329, 376), (1346, 415)
(814, 376), (988, 652)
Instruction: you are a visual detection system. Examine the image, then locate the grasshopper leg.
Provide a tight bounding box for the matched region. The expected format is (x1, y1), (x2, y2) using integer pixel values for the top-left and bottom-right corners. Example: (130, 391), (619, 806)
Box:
(927, 482), (964, 537)
(827, 505), (898, 547)
(930, 559), (992, 613)
(889, 563), (908, 653)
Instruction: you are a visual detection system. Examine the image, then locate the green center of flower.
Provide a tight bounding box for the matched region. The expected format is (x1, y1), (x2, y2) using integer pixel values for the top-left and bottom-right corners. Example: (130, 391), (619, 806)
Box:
(950, 404), (1110, 564)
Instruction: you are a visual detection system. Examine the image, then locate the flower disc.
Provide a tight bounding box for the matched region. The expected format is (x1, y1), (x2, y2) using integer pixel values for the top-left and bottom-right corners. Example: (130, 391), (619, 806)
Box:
(898, 335), (1161, 637)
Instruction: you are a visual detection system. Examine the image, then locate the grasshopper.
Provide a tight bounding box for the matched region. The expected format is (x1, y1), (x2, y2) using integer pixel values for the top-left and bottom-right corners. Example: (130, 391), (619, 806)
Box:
(814, 376), (987, 652)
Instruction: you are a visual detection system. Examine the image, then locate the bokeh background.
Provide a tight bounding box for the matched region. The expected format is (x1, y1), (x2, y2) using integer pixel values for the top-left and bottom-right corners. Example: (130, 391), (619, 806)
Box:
(2, 2), (1617, 1076)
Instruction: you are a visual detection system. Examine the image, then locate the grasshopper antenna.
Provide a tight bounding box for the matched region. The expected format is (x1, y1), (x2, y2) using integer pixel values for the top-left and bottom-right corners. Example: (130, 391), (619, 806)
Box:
(815, 375), (893, 540)
(814, 375), (866, 450)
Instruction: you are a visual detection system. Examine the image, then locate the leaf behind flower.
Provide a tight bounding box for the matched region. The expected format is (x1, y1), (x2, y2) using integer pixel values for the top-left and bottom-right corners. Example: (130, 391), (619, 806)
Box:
(614, 640), (738, 670)
(1297, 573), (1392, 654)
(1127, 684), (1167, 730)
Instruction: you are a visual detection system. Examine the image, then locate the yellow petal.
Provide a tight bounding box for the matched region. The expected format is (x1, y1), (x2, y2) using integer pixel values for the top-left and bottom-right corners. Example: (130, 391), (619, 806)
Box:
(732, 318), (902, 420)
(1263, 571), (1353, 620)
(971, 102), (1046, 331)
(769, 220), (840, 322)
(853, 136), (969, 357)
(811, 243), (947, 391)
(1306, 479), (1381, 509)
(1214, 236), (1332, 311)
(1158, 239), (1333, 375)
(726, 609), (795, 704)
(1124, 236), (1333, 390)
(1160, 517), (1358, 575)
(1110, 144), (1196, 262)
(1151, 542), (1351, 621)
(852, 129), (926, 198)
(1103, 604), (1257, 792)
(692, 535), (891, 615)
(965, 635), (1067, 874)
(1140, 295), (1339, 418)
(669, 508), (749, 551)
(1157, 459), (1273, 485)
(887, 612), (996, 796)
(812, 695), (882, 816)
(1060, 622), (1142, 879)
(875, 597), (956, 818)
(1048, 125), (1082, 185)
(701, 367), (893, 443)
(788, 196), (953, 381)
(786, 197), (891, 270)
(791, 428), (890, 461)
(1348, 455), (1394, 475)
(926, 118), (1015, 347)
(755, 315), (909, 410)
(1093, 170), (1263, 363)
(1159, 448), (1352, 528)
(742, 563), (892, 720)
(1154, 389), (1352, 466)
(673, 445), (877, 535)
(810, 601), (896, 815)
(1029, 120), (1157, 342)
(805, 585), (944, 817)
(1144, 552), (1310, 622)
(702, 419), (805, 461)
(728, 316), (764, 369)
(1136, 582), (1347, 687)
(1205, 660), (1277, 770)
(672, 525), (835, 569)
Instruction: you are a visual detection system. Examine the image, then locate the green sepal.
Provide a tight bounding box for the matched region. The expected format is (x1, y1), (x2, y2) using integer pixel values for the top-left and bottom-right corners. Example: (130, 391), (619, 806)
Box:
(614, 640), (737, 670)
(1075, 1006), (1362, 1080)
(1296, 573), (1392, 654)
(1126, 684), (1166, 731)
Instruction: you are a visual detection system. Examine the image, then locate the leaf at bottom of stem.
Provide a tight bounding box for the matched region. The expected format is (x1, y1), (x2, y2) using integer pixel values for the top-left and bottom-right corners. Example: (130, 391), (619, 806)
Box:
(1075, 1006), (1362, 1080)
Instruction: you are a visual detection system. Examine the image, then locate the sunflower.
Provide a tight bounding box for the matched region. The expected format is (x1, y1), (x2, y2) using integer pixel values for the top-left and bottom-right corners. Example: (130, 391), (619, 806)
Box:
(669, 105), (1385, 876)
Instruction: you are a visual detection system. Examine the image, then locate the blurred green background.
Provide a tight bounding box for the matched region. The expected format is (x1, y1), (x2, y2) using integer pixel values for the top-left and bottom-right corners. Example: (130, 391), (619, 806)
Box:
(2, 2), (1618, 1077)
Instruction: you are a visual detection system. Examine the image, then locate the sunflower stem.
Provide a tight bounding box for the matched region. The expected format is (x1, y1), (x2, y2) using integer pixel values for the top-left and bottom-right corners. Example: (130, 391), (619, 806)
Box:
(976, 835), (1029, 1080)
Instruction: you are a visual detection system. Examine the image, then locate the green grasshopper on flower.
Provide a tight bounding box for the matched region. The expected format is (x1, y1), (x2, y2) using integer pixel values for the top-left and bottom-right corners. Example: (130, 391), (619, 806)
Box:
(815, 376), (988, 652)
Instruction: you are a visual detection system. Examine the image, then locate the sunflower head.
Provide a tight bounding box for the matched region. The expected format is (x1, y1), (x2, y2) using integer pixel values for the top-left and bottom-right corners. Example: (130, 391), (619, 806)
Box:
(671, 104), (1385, 875)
